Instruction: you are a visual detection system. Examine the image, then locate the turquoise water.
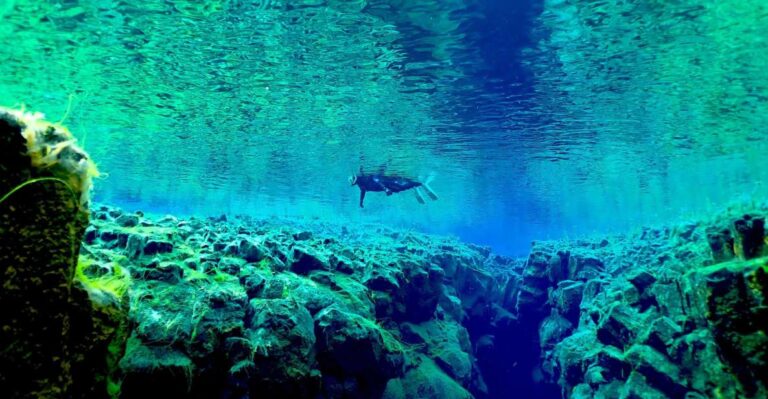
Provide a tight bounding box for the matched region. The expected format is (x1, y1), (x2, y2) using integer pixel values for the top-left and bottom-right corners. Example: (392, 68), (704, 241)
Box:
(1, 0), (767, 254)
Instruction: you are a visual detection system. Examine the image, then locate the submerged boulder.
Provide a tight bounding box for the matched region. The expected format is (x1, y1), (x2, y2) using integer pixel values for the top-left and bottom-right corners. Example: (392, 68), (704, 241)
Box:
(315, 305), (404, 397)
(291, 245), (328, 274)
(119, 337), (194, 398)
(382, 356), (472, 399)
(239, 298), (319, 397)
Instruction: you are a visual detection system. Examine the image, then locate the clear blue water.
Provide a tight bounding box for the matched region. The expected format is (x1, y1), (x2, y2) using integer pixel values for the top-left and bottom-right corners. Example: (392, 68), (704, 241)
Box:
(2, 0), (767, 254)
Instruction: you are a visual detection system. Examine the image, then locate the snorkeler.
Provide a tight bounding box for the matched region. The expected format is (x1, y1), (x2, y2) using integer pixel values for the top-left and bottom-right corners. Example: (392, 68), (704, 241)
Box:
(348, 167), (438, 208)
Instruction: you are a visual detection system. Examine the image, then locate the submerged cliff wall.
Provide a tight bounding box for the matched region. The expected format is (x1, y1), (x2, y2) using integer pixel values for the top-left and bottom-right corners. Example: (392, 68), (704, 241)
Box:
(81, 201), (768, 399)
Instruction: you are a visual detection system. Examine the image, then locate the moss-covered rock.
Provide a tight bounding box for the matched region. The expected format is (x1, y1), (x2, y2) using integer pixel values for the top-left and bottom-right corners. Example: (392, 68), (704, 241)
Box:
(691, 257), (768, 397)
(0, 107), (126, 399)
(77, 200), (768, 399)
(382, 356), (473, 399)
(119, 337), (194, 398)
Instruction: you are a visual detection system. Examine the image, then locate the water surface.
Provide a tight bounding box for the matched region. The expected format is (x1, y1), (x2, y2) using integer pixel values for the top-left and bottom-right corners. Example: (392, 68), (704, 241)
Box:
(1, 0), (766, 253)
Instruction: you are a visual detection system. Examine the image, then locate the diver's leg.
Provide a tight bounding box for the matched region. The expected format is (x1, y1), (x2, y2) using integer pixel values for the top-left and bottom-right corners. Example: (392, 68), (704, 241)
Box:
(359, 189), (366, 208)
(413, 188), (426, 204)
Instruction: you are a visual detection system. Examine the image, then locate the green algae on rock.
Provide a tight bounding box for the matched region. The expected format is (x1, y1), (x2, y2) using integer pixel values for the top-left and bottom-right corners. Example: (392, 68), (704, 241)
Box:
(0, 107), (126, 399)
(79, 202), (768, 399)
(539, 211), (768, 399)
(83, 204), (499, 398)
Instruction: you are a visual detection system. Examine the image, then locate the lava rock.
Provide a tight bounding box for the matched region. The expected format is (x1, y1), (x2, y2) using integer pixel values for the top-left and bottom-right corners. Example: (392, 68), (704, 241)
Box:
(143, 261), (183, 283)
(218, 257), (244, 275)
(240, 272), (268, 299)
(293, 231), (313, 241)
(119, 337), (194, 398)
(706, 227), (735, 262)
(315, 305), (403, 397)
(596, 305), (639, 350)
(552, 280), (585, 322)
(567, 251), (604, 281)
(643, 316), (682, 354)
(125, 234), (147, 259)
(83, 226), (98, 244)
(290, 246), (328, 274)
(100, 230), (118, 242)
(115, 214), (139, 228)
(81, 261), (110, 278)
(144, 240), (174, 255)
(394, 264), (444, 322)
(516, 247), (558, 319)
(733, 215), (766, 259)
(244, 298), (319, 397)
(540, 312), (574, 351)
(382, 356), (472, 399)
(238, 238), (266, 263)
(699, 259), (768, 394)
(364, 267), (402, 292)
(328, 253), (355, 274)
(649, 282), (688, 320)
(401, 320), (473, 384)
(624, 345), (688, 398)
(628, 270), (657, 292)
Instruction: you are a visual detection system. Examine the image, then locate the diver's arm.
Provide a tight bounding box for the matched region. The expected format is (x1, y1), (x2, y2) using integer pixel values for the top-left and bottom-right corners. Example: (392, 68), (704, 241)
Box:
(359, 189), (366, 208)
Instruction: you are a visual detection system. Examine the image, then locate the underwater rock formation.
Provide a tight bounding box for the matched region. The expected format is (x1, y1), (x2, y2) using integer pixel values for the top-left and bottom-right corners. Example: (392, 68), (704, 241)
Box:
(0, 108), (126, 398)
(83, 206), (519, 398)
(539, 212), (768, 399)
(79, 203), (768, 399)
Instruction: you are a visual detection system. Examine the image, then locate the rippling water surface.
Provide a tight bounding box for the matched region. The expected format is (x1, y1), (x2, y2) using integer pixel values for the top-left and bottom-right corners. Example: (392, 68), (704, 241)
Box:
(1, 0), (766, 253)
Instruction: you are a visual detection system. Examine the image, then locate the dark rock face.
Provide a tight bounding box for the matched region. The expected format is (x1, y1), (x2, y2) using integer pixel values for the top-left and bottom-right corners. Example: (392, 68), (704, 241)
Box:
(315, 305), (402, 397)
(79, 204), (768, 399)
(144, 240), (174, 255)
(552, 280), (584, 322)
(733, 215), (766, 259)
(291, 246), (328, 274)
(706, 227), (735, 262)
(596, 305), (639, 349)
(540, 213), (768, 399)
(516, 248), (559, 319)
(119, 338), (194, 398)
(643, 316), (682, 354)
(628, 270), (657, 291)
(125, 234), (146, 259)
(383, 356), (473, 399)
(1, 108), (125, 399)
(540, 312), (573, 351)
(238, 238), (265, 263)
(116, 214), (140, 228)
(699, 258), (768, 396)
(141, 261), (184, 283)
(239, 298), (319, 398)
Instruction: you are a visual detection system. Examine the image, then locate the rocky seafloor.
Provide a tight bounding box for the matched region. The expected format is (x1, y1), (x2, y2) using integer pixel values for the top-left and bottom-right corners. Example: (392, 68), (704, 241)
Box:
(78, 203), (768, 399)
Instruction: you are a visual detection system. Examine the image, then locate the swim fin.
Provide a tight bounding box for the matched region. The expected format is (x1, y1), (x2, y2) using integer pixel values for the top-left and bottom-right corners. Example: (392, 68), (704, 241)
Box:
(421, 175), (438, 201)
(414, 188), (426, 204)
